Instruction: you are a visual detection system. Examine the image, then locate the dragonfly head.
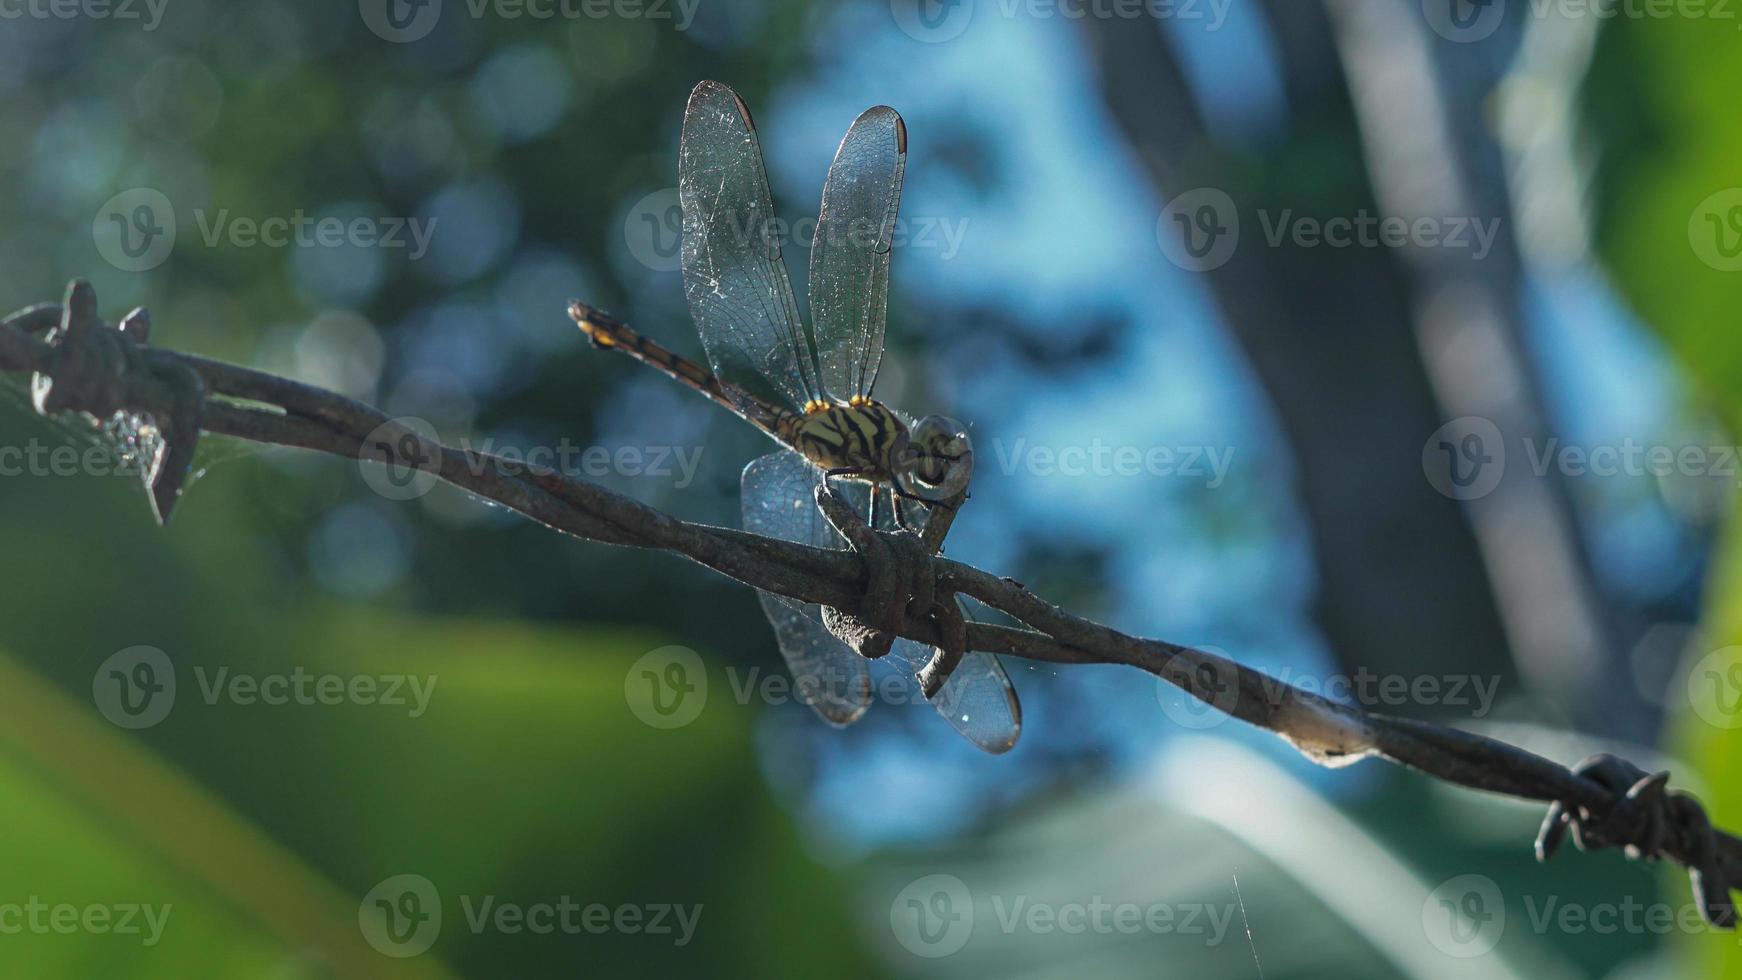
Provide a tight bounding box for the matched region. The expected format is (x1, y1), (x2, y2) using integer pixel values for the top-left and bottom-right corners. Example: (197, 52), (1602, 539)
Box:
(894, 415), (973, 503)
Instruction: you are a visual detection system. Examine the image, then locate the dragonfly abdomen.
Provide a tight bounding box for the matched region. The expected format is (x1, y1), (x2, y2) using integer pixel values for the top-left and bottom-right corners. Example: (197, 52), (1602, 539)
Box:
(569, 300), (795, 438)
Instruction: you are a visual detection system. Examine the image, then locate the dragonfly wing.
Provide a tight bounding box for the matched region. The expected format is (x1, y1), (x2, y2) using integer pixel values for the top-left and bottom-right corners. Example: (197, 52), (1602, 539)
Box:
(931, 648), (1022, 754)
(888, 614), (1022, 755)
(809, 105), (906, 401)
(680, 80), (820, 413)
(742, 450), (870, 727)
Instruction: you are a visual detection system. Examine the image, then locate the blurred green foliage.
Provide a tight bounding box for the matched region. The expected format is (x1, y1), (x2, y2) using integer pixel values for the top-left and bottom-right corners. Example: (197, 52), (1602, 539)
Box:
(0, 394), (871, 977)
(1586, 13), (1742, 978)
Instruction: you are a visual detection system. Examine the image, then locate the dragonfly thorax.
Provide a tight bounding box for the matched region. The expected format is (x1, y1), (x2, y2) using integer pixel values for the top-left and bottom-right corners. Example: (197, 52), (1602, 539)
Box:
(786, 399), (909, 480)
(782, 401), (975, 504)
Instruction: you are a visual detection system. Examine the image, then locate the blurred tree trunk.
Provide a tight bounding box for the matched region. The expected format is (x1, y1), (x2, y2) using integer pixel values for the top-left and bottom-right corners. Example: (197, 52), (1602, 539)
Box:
(1320, 0), (1624, 723)
(1077, 3), (1621, 726)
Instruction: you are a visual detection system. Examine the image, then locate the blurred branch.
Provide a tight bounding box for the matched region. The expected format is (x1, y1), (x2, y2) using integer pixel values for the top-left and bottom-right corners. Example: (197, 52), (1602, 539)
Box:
(3, 279), (1737, 928)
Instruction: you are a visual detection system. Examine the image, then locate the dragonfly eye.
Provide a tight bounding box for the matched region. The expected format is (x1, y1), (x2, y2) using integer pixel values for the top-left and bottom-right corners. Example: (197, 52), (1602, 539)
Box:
(897, 415), (973, 501)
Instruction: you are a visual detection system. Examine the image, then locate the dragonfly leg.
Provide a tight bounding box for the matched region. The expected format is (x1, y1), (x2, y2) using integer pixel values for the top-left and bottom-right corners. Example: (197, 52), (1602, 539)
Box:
(891, 487), (912, 532)
(822, 466), (874, 528)
(892, 484), (962, 513)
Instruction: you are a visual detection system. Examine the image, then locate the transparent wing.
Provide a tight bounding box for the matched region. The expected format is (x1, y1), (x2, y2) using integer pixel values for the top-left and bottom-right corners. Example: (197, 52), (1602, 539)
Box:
(809, 105), (906, 401)
(742, 450), (869, 727)
(896, 489), (931, 530)
(680, 80), (821, 413)
(888, 627), (1022, 755)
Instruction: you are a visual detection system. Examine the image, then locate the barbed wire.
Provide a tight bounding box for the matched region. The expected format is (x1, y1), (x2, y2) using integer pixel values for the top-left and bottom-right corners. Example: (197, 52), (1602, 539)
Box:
(3, 278), (1736, 928)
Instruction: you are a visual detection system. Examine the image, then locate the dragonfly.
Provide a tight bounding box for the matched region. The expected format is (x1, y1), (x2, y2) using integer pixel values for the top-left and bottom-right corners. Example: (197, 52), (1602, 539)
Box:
(570, 80), (1020, 753)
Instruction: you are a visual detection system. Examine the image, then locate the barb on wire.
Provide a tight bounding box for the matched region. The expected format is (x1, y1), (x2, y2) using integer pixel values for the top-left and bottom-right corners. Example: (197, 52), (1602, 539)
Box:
(2, 278), (1737, 928)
